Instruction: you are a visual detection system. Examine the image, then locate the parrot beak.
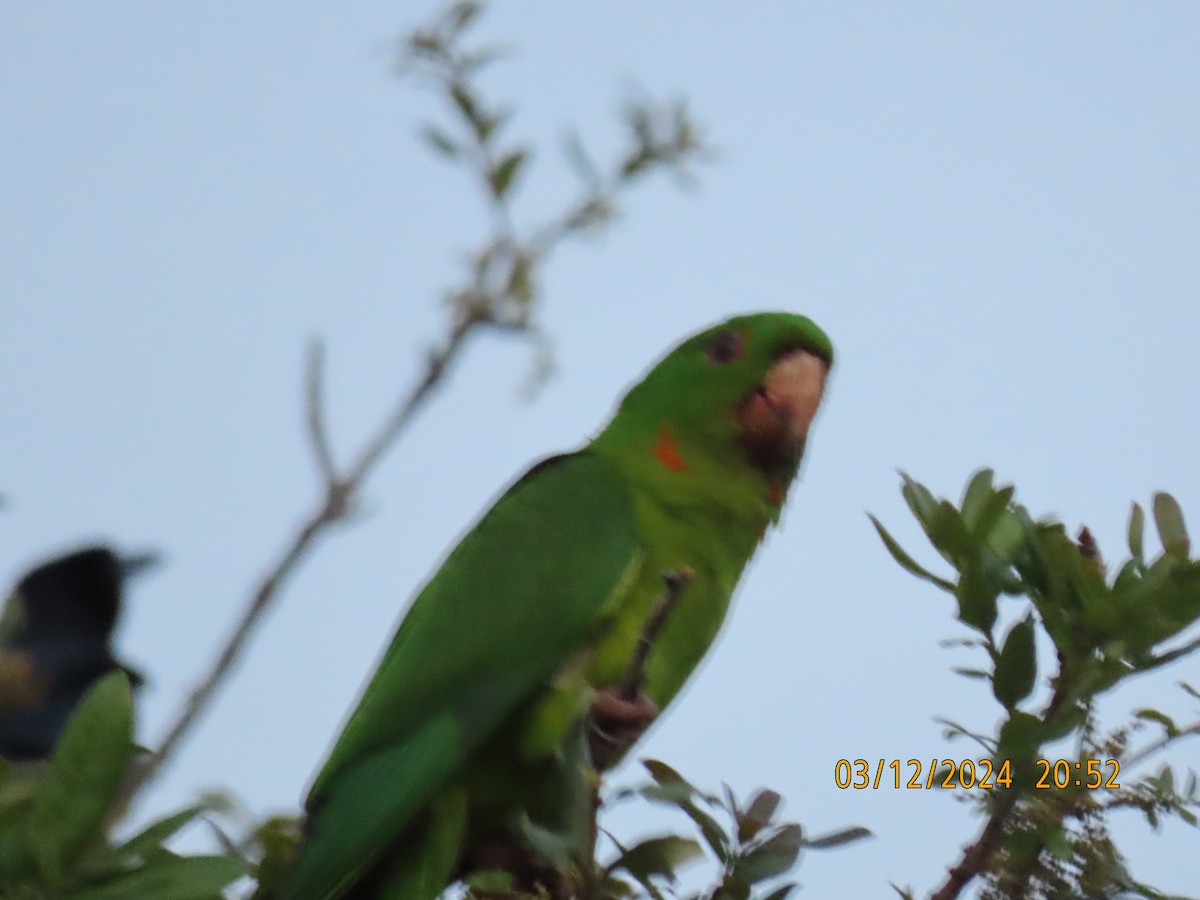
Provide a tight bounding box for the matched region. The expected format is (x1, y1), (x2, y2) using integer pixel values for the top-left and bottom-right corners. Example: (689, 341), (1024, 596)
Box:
(738, 349), (828, 464)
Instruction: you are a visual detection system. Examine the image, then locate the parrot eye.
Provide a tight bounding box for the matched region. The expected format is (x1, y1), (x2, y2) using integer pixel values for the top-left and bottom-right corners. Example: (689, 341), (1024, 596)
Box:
(705, 330), (745, 365)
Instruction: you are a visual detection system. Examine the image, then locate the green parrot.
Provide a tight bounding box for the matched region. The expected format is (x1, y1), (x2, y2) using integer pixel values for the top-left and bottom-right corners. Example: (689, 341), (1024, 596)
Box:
(273, 311), (833, 899)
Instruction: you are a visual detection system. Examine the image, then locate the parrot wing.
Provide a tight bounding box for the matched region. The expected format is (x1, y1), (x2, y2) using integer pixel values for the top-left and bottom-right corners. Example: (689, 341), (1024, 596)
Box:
(280, 450), (642, 900)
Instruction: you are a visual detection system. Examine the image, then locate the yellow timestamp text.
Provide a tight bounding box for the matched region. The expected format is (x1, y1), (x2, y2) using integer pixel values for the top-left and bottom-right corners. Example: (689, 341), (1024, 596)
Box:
(833, 758), (1121, 790)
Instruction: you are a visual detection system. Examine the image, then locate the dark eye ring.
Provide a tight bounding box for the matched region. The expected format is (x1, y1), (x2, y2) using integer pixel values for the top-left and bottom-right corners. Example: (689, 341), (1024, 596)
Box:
(705, 330), (745, 365)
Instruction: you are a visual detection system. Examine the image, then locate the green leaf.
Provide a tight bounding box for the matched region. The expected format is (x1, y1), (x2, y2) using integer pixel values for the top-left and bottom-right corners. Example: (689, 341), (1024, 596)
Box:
(899, 473), (938, 529)
(112, 805), (206, 863)
(802, 825), (873, 850)
(1040, 823), (1072, 860)
(27, 672), (134, 885)
(642, 759), (694, 793)
(465, 869), (513, 893)
(445, 0), (481, 35)
(679, 800), (729, 864)
(956, 565), (999, 634)
(959, 469), (995, 531)
(984, 501), (1024, 562)
(737, 824), (802, 883)
(609, 835), (703, 884)
(712, 878), (751, 900)
(489, 150), (527, 199)
(61, 855), (246, 900)
(761, 883), (798, 900)
(1135, 709), (1179, 737)
(736, 789), (781, 842)
(515, 815), (575, 871)
(928, 501), (978, 565)
(1112, 559), (1141, 594)
(993, 616), (1037, 708)
(248, 814), (302, 895)
(420, 124), (460, 159)
(722, 782), (739, 818)
(1129, 502), (1146, 565)
(75, 804), (209, 884)
(1150, 765), (1175, 796)
(600, 874), (638, 898)
(449, 84), (479, 128)
(996, 710), (1045, 766)
(975, 488), (1017, 545)
(639, 782), (695, 806)
(1041, 703), (1088, 744)
(1153, 492), (1190, 559)
(867, 515), (954, 592)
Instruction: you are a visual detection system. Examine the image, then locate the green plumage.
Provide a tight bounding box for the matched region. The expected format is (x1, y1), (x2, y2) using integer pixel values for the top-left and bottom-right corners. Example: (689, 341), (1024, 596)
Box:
(274, 312), (833, 900)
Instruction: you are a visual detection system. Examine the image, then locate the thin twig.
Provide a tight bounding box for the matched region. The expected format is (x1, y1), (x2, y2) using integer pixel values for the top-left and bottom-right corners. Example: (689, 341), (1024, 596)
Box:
(347, 316), (476, 485)
(1120, 721), (1200, 771)
(619, 567), (693, 699)
(304, 339), (338, 489)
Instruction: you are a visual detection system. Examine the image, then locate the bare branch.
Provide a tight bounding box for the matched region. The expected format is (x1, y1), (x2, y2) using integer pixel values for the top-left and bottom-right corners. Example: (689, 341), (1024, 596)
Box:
(119, 327), (480, 806)
(347, 315), (476, 486)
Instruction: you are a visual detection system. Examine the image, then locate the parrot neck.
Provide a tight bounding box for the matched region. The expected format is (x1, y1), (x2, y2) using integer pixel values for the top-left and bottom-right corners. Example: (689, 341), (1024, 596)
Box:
(589, 418), (789, 555)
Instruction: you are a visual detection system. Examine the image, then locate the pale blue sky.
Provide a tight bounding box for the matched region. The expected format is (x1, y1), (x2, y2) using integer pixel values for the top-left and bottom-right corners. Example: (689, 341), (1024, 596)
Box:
(2, 3), (1199, 897)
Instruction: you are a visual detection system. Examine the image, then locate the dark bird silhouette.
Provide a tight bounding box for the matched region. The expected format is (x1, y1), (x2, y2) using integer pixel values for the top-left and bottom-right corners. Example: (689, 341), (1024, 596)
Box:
(0, 546), (157, 761)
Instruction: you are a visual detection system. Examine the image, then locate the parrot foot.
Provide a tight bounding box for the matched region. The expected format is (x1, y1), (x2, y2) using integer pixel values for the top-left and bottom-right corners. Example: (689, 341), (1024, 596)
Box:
(588, 688), (659, 771)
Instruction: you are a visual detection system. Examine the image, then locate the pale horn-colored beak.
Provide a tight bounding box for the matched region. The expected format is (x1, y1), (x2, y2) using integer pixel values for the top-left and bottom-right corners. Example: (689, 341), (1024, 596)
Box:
(738, 349), (828, 459)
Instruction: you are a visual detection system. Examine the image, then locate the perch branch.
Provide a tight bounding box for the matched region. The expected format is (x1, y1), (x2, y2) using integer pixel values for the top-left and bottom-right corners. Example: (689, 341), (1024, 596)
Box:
(620, 567), (693, 699)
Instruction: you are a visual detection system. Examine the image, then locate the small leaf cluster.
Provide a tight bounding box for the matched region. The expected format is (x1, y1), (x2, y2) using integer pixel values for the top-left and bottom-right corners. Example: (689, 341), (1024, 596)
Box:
(873, 471), (1200, 898)
(0, 673), (245, 899)
(1107, 695), (1200, 832)
(873, 470), (1200, 775)
(449, 758), (866, 900)
(398, 0), (709, 390)
(599, 760), (869, 900)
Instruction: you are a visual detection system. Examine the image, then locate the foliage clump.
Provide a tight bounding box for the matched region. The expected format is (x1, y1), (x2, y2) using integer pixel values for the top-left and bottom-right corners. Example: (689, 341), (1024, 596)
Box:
(875, 471), (1200, 899)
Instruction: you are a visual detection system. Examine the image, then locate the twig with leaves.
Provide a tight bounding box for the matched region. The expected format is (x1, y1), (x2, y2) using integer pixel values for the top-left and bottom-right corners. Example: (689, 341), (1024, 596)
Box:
(120, 0), (709, 809)
(875, 471), (1200, 900)
(600, 760), (869, 900)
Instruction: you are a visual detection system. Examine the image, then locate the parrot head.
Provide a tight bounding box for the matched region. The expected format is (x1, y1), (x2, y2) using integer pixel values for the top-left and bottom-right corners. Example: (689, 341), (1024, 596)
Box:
(593, 311), (833, 508)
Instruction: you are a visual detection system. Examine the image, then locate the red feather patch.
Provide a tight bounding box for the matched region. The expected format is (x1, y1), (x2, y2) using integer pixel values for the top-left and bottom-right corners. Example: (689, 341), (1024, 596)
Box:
(652, 426), (689, 473)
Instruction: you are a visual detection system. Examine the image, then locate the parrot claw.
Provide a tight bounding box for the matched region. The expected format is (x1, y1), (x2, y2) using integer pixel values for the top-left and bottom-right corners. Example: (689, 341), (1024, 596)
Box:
(588, 687), (659, 770)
